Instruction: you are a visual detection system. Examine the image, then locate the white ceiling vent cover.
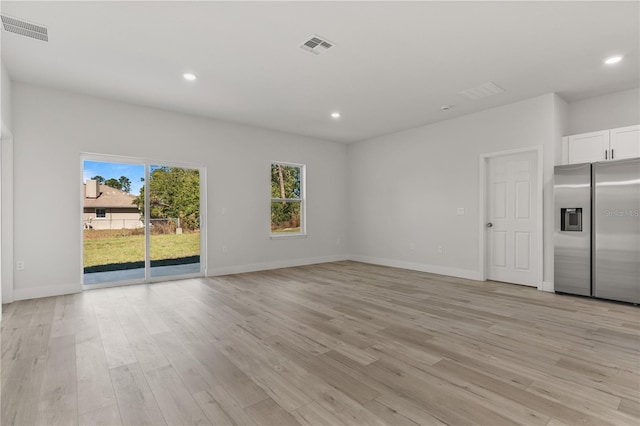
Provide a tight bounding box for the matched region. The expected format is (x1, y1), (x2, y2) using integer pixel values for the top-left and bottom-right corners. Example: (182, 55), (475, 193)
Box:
(459, 82), (504, 100)
(300, 35), (334, 55)
(1, 14), (48, 42)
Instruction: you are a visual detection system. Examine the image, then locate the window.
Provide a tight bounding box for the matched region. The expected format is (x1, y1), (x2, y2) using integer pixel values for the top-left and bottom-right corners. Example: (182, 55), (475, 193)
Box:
(95, 208), (106, 218)
(271, 162), (305, 235)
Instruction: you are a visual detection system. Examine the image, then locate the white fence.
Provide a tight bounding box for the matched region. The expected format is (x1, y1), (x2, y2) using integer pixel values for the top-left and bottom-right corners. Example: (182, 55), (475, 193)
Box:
(83, 218), (185, 233)
(83, 218), (143, 230)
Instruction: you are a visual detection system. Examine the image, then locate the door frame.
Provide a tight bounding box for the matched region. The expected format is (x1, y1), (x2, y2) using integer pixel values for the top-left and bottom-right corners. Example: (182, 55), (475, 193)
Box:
(80, 153), (207, 290)
(478, 146), (543, 289)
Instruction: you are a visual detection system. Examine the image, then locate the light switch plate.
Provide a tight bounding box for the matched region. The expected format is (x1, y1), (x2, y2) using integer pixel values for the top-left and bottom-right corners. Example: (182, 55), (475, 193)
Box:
(457, 207), (465, 215)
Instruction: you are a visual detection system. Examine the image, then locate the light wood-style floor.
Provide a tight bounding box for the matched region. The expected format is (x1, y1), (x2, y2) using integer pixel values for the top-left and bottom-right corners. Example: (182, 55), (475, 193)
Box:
(2, 261), (639, 426)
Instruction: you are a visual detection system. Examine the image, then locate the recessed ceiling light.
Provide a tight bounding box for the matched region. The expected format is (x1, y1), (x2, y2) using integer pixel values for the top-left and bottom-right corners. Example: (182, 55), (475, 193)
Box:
(331, 112), (341, 119)
(440, 105), (452, 111)
(604, 55), (623, 65)
(183, 72), (197, 81)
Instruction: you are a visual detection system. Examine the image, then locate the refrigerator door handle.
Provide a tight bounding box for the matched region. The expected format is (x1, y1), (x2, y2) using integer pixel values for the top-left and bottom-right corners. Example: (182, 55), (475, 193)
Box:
(611, 149), (614, 159)
(605, 149), (608, 160)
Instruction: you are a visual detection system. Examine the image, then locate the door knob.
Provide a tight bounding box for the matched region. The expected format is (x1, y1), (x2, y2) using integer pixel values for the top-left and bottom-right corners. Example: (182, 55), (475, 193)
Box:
(486, 222), (493, 228)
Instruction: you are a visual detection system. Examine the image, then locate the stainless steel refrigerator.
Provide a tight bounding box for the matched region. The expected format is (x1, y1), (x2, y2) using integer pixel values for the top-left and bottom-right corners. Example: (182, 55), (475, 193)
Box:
(554, 158), (640, 304)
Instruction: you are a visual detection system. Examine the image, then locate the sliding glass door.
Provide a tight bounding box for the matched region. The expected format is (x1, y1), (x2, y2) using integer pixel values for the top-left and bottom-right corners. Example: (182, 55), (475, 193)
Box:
(82, 156), (204, 287)
(148, 165), (201, 278)
(82, 159), (146, 285)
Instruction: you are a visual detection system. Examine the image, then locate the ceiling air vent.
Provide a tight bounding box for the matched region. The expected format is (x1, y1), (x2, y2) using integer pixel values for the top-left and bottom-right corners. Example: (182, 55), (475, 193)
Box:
(1, 14), (48, 42)
(300, 35), (334, 55)
(459, 82), (504, 100)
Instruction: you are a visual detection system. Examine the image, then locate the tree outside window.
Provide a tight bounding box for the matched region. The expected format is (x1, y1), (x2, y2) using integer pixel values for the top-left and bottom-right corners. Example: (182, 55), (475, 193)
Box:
(271, 162), (305, 235)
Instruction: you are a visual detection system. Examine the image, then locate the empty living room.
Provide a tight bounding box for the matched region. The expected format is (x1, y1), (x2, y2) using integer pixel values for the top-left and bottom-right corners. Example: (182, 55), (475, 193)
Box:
(1, 1), (639, 425)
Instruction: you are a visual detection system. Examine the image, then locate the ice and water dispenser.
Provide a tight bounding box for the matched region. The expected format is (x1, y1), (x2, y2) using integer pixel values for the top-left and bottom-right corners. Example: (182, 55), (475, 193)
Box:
(560, 208), (582, 232)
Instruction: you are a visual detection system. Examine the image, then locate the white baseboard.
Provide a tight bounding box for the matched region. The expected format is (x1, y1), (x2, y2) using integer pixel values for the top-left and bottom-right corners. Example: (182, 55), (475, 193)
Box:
(348, 255), (483, 281)
(8, 255), (547, 301)
(207, 254), (350, 277)
(13, 283), (82, 301)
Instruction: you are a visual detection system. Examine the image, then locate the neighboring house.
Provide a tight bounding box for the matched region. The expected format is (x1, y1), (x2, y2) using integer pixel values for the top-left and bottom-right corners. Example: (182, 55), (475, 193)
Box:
(83, 179), (142, 229)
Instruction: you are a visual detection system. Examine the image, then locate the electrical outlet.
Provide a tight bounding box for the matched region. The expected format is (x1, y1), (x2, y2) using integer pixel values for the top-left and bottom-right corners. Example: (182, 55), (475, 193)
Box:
(222, 246), (228, 253)
(437, 245), (443, 254)
(457, 207), (465, 216)
(409, 242), (415, 251)
(16, 260), (25, 271)
(336, 237), (341, 245)
(221, 207), (227, 216)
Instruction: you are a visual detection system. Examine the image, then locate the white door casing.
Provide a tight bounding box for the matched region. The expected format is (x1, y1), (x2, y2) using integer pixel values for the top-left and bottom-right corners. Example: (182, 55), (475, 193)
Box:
(485, 150), (539, 287)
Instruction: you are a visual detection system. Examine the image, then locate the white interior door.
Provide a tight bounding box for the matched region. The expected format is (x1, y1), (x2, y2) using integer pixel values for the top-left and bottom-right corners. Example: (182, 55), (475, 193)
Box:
(486, 151), (539, 286)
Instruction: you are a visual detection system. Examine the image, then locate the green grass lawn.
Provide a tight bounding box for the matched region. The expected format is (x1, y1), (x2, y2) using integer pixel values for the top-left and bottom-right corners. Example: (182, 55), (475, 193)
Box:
(84, 231), (200, 268)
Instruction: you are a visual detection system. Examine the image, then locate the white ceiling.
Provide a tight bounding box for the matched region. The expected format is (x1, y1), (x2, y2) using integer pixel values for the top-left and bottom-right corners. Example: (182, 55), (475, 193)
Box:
(2, 1), (639, 143)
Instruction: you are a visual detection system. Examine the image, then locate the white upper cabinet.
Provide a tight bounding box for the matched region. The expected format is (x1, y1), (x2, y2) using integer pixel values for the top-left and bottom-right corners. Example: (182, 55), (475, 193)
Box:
(610, 125), (640, 161)
(563, 125), (640, 164)
(567, 131), (609, 163)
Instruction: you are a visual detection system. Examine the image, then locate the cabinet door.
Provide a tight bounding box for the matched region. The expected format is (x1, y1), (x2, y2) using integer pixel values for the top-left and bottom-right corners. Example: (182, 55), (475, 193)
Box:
(567, 131), (609, 164)
(610, 125), (640, 161)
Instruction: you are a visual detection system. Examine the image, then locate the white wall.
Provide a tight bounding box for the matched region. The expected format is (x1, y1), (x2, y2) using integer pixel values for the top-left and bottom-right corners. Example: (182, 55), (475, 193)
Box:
(11, 82), (348, 300)
(567, 88), (640, 135)
(10, 81), (634, 301)
(1, 62), (12, 134)
(1, 60), (14, 310)
(348, 94), (562, 285)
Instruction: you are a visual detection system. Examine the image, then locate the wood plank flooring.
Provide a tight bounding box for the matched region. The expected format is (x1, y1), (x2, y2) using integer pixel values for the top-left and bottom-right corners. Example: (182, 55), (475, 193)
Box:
(2, 261), (639, 425)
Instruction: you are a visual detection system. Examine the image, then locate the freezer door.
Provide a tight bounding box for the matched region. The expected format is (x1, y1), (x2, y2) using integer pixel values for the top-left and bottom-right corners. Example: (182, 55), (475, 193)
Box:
(554, 163), (591, 296)
(593, 158), (640, 304)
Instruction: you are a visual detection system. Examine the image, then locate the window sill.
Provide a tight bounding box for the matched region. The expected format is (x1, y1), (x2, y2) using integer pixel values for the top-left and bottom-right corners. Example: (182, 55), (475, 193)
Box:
(270, 233), (308, 240)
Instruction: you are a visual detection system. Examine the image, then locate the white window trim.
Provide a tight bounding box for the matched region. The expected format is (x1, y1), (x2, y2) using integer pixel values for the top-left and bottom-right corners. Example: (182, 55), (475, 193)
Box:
(270, 161), (307, 238)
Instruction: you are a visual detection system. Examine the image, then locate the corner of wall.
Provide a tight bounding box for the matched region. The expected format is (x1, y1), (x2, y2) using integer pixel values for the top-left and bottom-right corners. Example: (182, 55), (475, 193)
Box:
(541, 281), (554, 293)
(553, 94), (569, 133)
(553, 93), (569, 163)
(543, 93), (568, 293)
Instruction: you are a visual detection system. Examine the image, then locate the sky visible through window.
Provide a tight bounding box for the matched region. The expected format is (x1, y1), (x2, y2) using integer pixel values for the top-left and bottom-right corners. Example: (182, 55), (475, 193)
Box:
(83, 160), (145, 195)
